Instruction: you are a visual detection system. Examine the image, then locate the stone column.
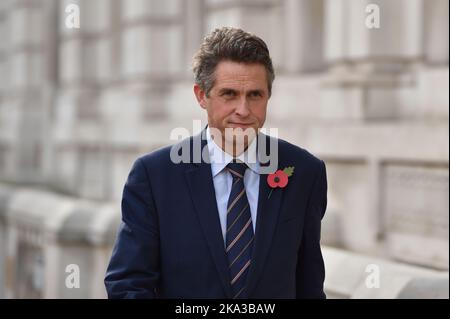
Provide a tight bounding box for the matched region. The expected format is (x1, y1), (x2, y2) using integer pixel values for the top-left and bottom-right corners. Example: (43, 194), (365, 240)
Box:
(423, 0), (448, 65)
(320, 0), (449, 268)
(54, 0), (113, 200)
(182, 0), (205, 77)
(283, 0), (325, 73)
(0, 1), (10, 179)
(0, 0), (52, 184)
(417, 0), (449, 119)
(320, 0), (425, 254)
(322, 0), (424, 120)
(98, 0), (187, 201)
(204, 0), (283, 68)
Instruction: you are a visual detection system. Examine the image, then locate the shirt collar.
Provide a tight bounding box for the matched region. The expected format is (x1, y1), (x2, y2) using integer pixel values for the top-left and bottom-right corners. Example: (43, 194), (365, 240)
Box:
(206, 126), (260, 177)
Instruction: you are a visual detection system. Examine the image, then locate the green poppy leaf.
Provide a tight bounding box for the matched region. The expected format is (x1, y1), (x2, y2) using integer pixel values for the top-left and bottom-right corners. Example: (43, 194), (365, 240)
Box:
(282, 166), (295, 177)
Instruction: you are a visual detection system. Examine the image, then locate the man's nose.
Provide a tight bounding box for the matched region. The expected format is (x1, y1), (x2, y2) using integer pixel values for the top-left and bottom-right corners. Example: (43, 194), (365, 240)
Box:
(235, 97), (250, 117)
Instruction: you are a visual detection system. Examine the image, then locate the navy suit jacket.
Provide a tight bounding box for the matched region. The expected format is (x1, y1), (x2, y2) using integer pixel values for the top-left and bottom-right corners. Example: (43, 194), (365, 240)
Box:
(105, 129), (327, 299)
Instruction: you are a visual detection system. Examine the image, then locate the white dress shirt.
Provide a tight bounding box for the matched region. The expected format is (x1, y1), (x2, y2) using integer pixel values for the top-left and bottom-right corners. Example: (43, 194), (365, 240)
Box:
(206, 126), (261, 244)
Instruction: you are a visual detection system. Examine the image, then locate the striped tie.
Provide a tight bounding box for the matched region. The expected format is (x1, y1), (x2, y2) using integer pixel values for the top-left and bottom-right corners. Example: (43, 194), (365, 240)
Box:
(225, 162), (254, 299)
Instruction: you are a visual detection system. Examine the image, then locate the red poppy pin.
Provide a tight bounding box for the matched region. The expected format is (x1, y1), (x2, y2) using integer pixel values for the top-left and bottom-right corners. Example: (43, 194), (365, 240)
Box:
(267, 166), (295, 198)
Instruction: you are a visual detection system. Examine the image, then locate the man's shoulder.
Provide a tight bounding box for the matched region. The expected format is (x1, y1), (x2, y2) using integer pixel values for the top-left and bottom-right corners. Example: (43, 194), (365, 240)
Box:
(135, 135), (196, 171)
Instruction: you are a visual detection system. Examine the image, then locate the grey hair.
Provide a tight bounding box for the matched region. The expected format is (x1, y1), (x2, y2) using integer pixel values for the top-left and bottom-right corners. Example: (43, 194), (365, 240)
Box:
(192, 27), (275, 97)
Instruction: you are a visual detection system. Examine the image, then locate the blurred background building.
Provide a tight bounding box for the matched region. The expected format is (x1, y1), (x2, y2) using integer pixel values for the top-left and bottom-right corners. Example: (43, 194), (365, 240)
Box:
(0, 0), (448, 298)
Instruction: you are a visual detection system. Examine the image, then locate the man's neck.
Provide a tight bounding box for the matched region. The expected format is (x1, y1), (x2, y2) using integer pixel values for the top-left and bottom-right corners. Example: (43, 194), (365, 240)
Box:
(208, 127), (257, 158)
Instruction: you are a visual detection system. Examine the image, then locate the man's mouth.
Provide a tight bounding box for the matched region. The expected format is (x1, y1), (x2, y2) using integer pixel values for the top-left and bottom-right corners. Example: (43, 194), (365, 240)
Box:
(228, 122), (253, 128)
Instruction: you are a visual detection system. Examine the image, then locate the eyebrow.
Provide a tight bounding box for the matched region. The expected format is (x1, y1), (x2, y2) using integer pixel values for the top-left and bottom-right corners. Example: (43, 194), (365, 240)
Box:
(217, 88), (264, 95)
(218, 88), (237, 93)
(247, 89), (264, 95)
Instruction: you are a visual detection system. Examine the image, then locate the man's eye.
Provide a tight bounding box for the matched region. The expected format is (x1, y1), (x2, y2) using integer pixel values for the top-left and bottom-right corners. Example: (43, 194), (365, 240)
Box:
(249, 91), (262, 98)
(222, 91), (235, 97)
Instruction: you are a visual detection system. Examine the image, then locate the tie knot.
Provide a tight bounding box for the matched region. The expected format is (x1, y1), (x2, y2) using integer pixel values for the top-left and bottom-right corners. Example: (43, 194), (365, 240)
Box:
(227, 162), (248, 179)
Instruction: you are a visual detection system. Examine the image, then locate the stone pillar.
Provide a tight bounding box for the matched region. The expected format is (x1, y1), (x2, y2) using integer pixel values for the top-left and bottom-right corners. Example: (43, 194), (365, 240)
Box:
(322, 0), (424, 120)
(417, 0), (449, 120)
(321, 0), (427, 254)
(53, 0), (113, 200)
(182, 0), (205, 77)
(0, 0), (53, 184)
(0, 0), (11, 179)
(283, 0), (325, 73)
(205, 0), (283, 69)
(97, 0), (187, 201)
(423, 0), (449, 65)
(320, 0), (449, 267)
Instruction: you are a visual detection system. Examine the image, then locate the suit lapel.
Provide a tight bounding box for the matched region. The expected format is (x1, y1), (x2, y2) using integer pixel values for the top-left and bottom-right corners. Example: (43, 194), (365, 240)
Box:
(184, 131), (233, 298)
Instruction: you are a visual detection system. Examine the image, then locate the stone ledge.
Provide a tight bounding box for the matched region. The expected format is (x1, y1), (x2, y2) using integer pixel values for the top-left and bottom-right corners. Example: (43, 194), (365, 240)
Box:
(0, 184), (120, 246)
(1, 184), (448, 298)
(323, 246), (449, 299)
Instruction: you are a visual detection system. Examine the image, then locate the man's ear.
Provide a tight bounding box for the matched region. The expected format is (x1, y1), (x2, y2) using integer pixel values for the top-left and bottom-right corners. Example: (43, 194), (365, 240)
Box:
(194, 84), (207, 109)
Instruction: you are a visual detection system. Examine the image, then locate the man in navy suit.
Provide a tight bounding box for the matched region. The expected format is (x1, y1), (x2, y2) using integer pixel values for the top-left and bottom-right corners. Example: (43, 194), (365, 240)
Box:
(105, 27), (327, 299)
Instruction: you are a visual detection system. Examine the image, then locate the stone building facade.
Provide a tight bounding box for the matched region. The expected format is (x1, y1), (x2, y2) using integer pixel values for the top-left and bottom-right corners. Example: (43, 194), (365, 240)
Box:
(0, 0), (448, 298)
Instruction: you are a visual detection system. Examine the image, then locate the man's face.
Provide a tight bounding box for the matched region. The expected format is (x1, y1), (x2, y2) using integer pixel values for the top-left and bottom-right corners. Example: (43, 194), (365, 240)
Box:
(194, 60), (270, 153)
